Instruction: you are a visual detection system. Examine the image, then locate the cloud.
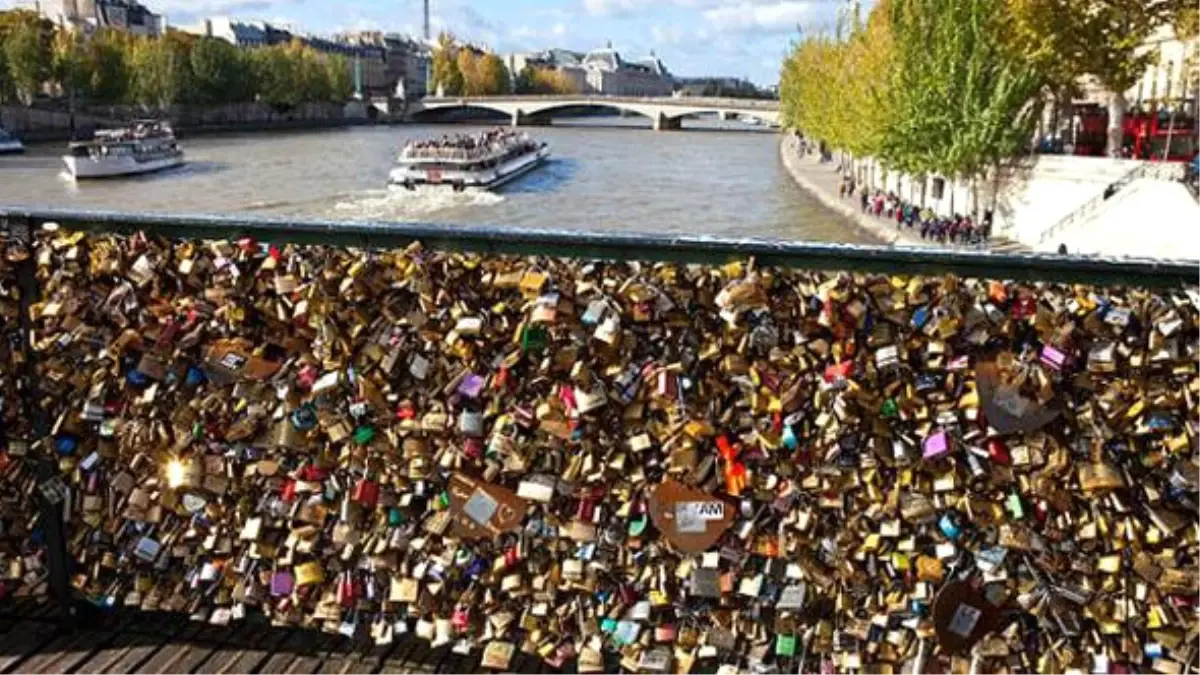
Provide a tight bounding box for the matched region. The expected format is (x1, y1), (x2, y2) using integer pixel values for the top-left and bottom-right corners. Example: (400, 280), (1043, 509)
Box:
(650, 24), (685, 46)
(581, 0), (725, 17)
(702, 1), (815, 33)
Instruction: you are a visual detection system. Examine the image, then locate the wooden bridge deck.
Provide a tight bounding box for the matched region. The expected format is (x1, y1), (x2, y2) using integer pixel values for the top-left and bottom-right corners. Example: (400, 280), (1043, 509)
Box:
(0, 598), (610, 675)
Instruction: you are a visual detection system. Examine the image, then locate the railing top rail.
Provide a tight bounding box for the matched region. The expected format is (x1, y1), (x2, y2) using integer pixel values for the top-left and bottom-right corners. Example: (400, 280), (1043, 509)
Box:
(1, 206), (1195, 288)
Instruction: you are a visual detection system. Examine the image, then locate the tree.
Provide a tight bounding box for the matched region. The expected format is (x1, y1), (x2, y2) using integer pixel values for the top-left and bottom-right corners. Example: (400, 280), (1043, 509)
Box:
(2, 11), (50, 105)
(84, 29), (130, 104)
(130, 32), (191, 109)
(456, 47), (480, 95)
(50, 27), (87, 100)
(190, 36), (251, 103)
(880, 0), (1045, 212)
(477, 53), (510, 95)
(250, 43), (300, 109)
(324, 53), (352, 102)
(430, 32), (462, 96)
(1008, 0), (1191, 156)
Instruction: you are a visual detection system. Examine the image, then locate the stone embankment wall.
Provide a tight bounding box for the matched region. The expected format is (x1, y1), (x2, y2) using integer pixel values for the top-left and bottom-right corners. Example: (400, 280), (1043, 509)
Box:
(2, 100), (382, 142)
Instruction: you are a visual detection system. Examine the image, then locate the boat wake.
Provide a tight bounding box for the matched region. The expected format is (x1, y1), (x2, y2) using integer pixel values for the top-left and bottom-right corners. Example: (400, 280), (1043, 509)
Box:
(329, 186), (504, 221)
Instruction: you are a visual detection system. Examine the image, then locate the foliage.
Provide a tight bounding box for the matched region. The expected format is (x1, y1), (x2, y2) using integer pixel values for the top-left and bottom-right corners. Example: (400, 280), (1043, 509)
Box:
(85, 29), (132, 104)
(131, 33), (191, 109)
(0, 11), (353, 110)
(517, 65), (579, 95)
(1, 10), (51, 105)
(883, 0), (1046, 179)
(476, 53), (510, 95)
(189, 36), (254, 103)
(430, 33), (510, 96)
(430, 31), (462, 96)
(1007, 0), (1191, 154)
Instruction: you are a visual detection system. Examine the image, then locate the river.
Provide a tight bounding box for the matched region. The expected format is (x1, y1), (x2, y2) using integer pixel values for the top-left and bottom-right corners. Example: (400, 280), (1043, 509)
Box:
(0, 118), (873, 243)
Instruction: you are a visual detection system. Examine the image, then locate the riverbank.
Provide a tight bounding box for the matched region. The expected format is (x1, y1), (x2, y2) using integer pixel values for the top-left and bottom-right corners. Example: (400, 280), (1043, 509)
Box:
(1, 101), (389, 143)
(778, 136), (934, 247)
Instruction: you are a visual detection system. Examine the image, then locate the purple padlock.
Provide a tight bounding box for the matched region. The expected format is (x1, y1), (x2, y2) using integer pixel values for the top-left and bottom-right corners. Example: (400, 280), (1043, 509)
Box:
(922, 430), (950, 461)
(271, 571), (294, 596)
(1040, 345), (1068, 370)
(457, 373), (486, 399)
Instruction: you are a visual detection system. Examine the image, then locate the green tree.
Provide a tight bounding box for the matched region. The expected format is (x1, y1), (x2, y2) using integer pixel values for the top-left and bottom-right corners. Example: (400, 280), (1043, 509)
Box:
(189, 37), (249, 103)
(514, 63), (534, 93)
(324, 53), (352, 101)
(881, 0), (1045, 211)
(2, 11), (50, 105)
(1009, 0), (1191, 155)
(250, 43), (300, 108)
(430, 32), (462, 95)
(131, 33), (191, 109)
(50, 27), (88, 100)
(85, 29), (131, 104)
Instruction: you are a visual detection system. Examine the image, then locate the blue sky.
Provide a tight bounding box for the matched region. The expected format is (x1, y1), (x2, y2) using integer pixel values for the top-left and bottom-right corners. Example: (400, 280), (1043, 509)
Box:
(3, 0), (853, 84)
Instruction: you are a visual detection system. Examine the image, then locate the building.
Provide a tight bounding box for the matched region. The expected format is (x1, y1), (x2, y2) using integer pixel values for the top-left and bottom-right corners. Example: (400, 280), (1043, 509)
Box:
(307, 34), (388, 97)
(41, 0), (163, 36)
(184, 18), (268, 47)
(506, 44), (672, 96)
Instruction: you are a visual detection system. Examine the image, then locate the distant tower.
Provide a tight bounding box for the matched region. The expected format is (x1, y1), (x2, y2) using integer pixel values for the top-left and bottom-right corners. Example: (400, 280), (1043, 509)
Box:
(423, 0), (430, 40)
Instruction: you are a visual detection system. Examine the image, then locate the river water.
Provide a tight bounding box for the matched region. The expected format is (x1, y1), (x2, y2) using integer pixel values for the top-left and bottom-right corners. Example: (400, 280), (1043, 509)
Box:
(0, 118), (871, 243)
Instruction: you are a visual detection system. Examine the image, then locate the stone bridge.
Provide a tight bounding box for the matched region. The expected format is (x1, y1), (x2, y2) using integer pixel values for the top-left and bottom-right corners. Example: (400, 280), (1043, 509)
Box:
(407, 95), (781, 130)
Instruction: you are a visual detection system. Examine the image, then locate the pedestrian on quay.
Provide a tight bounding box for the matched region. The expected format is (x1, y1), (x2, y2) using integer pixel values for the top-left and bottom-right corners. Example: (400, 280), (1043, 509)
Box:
(860, 190), (869, 213)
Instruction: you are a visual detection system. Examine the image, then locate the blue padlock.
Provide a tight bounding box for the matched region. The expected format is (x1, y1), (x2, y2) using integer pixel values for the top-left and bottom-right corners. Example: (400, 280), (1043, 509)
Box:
(185, 366), (206, 386)
(54, 434), (78, 456)
(938, 513), (961, 539)
(782, 426), (798, 450)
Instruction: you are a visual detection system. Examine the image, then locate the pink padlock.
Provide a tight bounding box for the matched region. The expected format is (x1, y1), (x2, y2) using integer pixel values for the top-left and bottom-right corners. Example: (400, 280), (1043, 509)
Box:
(922, 430), (950, 461)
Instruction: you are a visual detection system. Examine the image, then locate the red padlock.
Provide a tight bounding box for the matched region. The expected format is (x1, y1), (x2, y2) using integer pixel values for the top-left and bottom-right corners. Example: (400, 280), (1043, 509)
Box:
(353, 478), (379, 507)
(504, 546), (520, 566)
(987, 439), (1011, 465)
(337, 572), (356, 607)
(281, 479), (297, 502)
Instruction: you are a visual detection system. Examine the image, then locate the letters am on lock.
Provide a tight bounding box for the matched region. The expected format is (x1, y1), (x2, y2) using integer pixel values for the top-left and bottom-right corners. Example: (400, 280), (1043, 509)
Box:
(0, 224), (1196, 675)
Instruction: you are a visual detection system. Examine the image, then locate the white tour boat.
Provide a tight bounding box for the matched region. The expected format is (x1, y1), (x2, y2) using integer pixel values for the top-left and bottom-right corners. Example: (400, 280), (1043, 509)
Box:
(0, 126), (23, 155)
(63, 120), (184, 180)
(388, 129), (549, 192)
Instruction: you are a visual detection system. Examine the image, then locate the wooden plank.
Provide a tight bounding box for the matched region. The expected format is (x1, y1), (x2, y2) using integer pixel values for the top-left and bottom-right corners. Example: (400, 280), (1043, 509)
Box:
(97, 613), (188, 674)
(0, 618), (60, 673)
(192, 627), (290, 675)
(435, 646), (472, 674)
(15, 627), (115, 674)
(136, 619), (231, 674)
(75, 631), (142, 674)
(399, 638), (437, 675)
(416, 644), (450, 674)
(133, 619), (207, 673)
(378, 634), (422, 675)
(260, 624), (336, 672)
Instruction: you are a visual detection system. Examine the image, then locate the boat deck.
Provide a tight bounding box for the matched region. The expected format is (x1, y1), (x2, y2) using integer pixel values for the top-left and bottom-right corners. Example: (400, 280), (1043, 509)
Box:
(0, 598), (641, 674)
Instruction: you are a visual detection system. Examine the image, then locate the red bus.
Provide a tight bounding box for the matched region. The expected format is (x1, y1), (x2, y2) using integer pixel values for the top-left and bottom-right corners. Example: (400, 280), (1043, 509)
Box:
(1069, 100), (1198, 161)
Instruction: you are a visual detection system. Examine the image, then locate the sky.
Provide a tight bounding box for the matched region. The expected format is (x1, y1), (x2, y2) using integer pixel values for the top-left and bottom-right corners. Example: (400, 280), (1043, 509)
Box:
(2, 0), (856, 85)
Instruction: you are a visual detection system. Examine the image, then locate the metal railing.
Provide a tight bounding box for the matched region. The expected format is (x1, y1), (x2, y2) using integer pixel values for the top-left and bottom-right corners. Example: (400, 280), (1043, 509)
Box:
(0, 206), (1194, 288)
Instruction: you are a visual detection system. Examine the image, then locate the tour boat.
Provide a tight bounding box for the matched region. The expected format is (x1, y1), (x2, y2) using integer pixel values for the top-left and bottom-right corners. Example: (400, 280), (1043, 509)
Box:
(0, 126), (23, 155)
(388, 130), (550, 192)
(63, 120), (184, 180)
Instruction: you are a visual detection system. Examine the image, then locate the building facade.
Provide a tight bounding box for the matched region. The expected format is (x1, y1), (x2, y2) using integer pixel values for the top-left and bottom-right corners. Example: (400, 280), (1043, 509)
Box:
(505, 45), (672, 96)
(41, 0), (162, 36)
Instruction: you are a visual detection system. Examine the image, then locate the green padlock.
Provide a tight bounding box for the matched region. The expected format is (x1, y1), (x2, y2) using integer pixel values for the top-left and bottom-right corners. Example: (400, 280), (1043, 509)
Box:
(521, 324), (547, 353)
(776, 634), (796, 657)
(353, 426), (375, 445)
(881, 398), (899, 418)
